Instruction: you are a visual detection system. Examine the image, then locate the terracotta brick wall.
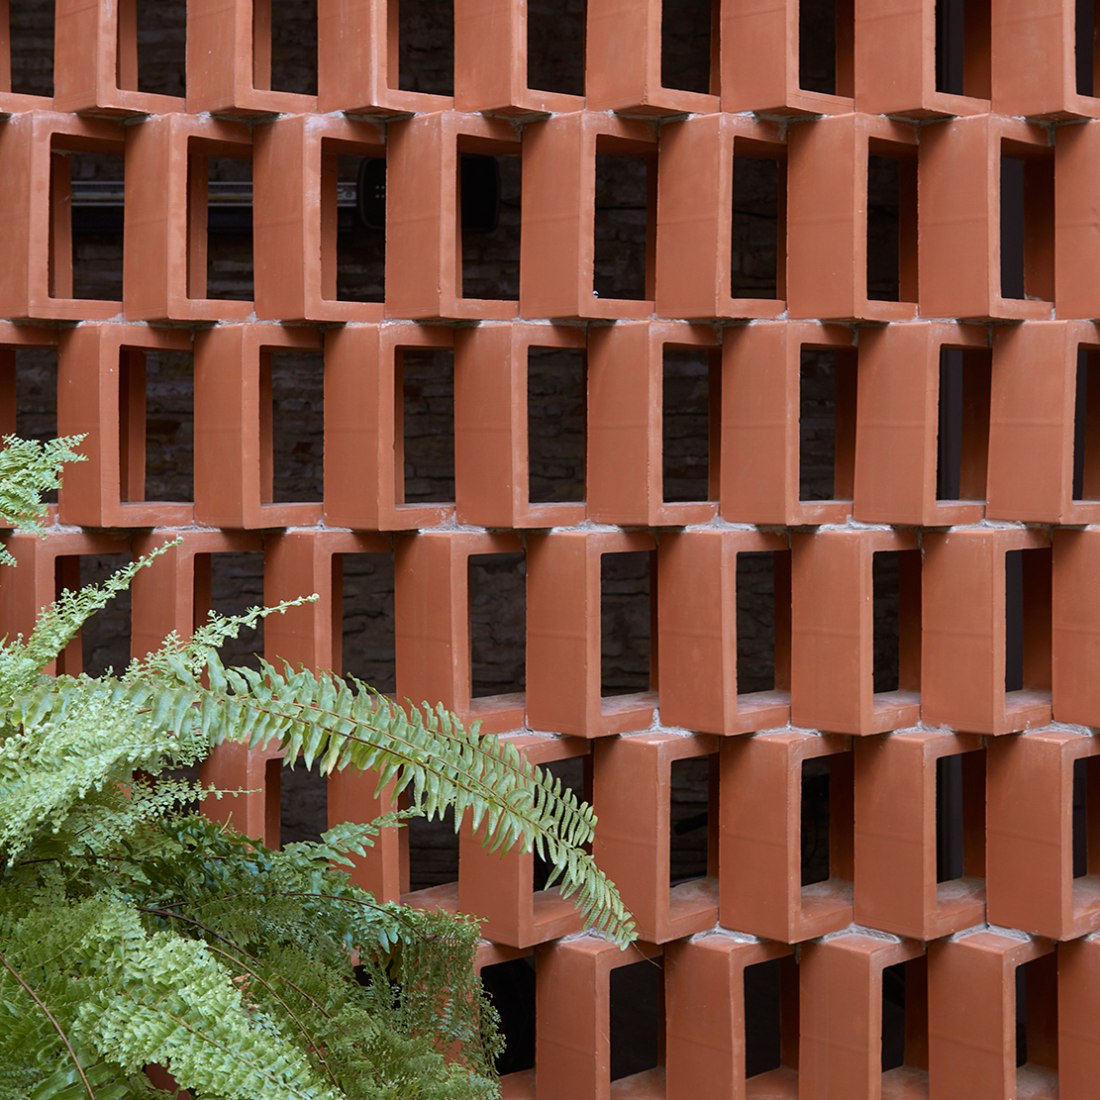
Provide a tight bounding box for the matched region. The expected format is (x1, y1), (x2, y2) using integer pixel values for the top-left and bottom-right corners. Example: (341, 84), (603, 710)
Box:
(4, 1), (1100, 1096)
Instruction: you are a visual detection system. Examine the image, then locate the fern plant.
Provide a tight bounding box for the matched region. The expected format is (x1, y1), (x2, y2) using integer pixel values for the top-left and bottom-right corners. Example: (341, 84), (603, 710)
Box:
(0, 436), (634, 1099)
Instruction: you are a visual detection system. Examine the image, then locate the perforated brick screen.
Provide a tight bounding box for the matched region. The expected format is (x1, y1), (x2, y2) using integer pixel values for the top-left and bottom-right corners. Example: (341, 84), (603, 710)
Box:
(6, 0), (1100, 1095)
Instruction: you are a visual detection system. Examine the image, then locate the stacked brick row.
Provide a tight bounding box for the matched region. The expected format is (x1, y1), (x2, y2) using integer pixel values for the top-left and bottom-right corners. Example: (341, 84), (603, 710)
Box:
(5, 1), (1100, 1097)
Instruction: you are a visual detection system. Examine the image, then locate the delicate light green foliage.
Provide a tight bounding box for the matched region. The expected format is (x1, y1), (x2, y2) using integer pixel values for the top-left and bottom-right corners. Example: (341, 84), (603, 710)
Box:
(0, 434), (85, 565)
(0, 436), (635, 1098)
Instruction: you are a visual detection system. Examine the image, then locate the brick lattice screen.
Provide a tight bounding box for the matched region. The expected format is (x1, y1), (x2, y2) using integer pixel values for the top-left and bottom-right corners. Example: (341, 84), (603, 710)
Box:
(4, 1), (1100, 1096)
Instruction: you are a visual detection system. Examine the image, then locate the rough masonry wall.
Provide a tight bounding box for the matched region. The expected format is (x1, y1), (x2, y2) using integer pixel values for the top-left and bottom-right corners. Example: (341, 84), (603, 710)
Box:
(3, 1), (1100, 1097)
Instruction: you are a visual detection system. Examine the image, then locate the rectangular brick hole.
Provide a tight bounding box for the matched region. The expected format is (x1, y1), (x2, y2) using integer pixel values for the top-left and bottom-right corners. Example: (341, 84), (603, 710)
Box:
(670, 755), (716, 887)
(866, 149), (918, 303)
(936, 754), (965, 882)
(527, 0), (585, 95)
(339, 552), (396, 694)
(398, 0), (454, 96)
(600, 550), (654, 697)
(872, 549), (921, 699)
(732, 150), (786, 300)
(1078, 0), (1099, 95)
(406, 807), (459, 892)
(527, 346), (586, 504)
(336, 155), (385, 303)
(610, 959), (664, 1081)
(265, 349), (323, 504)
(744, 958), (783, 1079)
(798, 0), (854, 97)
(737, 550), (792, 696)
(198, 551), (265, 670)
(594, 147), (654, 302)
(119, 348), (194, 503)
(460, 152), (520, 301)
(8, 1), (53, 96)
(937, 347), (991, 502)
(881, 962), (907, 1073)
(533, 755), (590, 890)
(661, 0), (713, 94)
(1015, 954), (1058, 1079)
(935, 0), (992, 97)
(1073, 347), (1100, 501)
(400, 347), (455, 504)
(662, 346), (718, 504)
(801, 757), (831, 887)
(279, 764), (328, 846)
(799, 347), (857, 502)
(1072, 755), (1094, 879)
(481, 956), (537, 1076)
(203, 155), (254, 301)
(266, 0), (318, 96)
(68, 553), (132, 677)
(1004, 547), (1052, 696)
(468, 552), (526, 700)
(3, 347), (58, 501)
(133, 0), (187, 97)
(62, 149), (125, 301)
(1000, 147), (1055, 303)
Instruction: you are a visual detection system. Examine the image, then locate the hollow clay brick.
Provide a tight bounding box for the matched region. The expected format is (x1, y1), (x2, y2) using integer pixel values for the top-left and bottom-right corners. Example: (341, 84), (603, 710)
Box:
(665, 934), (798, 1100)
(855, 730), (986, 940)
(587, 321), (720, 526)
(720, 730), (854, 943)
(656, 112), (787, 321)
(453, 0), (584, 116)
(194, 323), (324, 529)
(855, 321), (990, 526)
(721, 321), (856, 525)
(585, 0), (718, 116)
(787, 113), (918, 321)
(0, 111), (126, 322)
(521, 111), (657, 320)
(593, 732), (719, 943)
(385, 111), (520, 321)
(124, 113), (254, 323)
(721, 0), (854, 115)
(395, 530), (525, 736)
(324, 323), (454, 531)
(1052, 528), (1100, 727)
(800, 933), (927, 1100)
(658, 527), (792, 736)
(54, 0), (184, 116)
(253, 113), (385, 324)
(454, 321), (586, 529)
(986, 726), (1100, 940)
(987, 320), (1100, 523)
(186, 0), (317, 116)
(1058, 936), (1100, 1100)
(920, 113), (1054, 320)
(317, 0), (454, 115)
(57, 323), (194, 528)
(922, 526), (1053, 735)
(526, 529), (658, 738)
(792, 527), (921, 735)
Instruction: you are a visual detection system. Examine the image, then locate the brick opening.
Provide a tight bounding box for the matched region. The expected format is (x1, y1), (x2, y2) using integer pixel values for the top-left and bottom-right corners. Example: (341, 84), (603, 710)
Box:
(882, 957), (929, 1080)
(197, 551), (265, 670)
(662, 346), (719, 505)
(800, 753), (854, 897)
(1004, 548), (1052, 697)
(405, 806), (459, 893)
(56, 148), (125, 302)
(881, 962), (907, 1072)
(610, 959), (664, 1081)
(935, 0), (992, 98)
(736, 549), (792, 698)
(799, 346), (857, 503)
(1076, 0), (1100, 96)
(7, 0), (53, 96)
(600, 550), (655, 699)
(195, 152), (254, 302)
(279, 765), (328, 845)
(459, 151), (521, 301)
(937, 347), (991, 503)
(732, 147), (786, 301)
(798, 0), (854, 97)
(263, 0), (318, 96)
(335, 155), (385, 303)
(130, 0), (187, 97)
(398, 0), (454, 96)
(871, 549), (921, 699)
(594, 146), (655, 302)
(1073, 755), (1097, 879)
(527, 0), (585, 95)
(266, 349), (323, 505)
(533, 756), (591, 890)
(468, 551), (526, 700)
(999, 146), (1055, 304)
(866, 148), (918, 304)
(1072, 346), (1100, 501)
(527, 346), (586, 504)
(119, 347), (195, 504)
(661, 0), (714, 94)
(935, 750), (985, 886)
(57, 553), (132, 677)
(1, 346), (58, 500)
(482, 956), (537, 1076)
(399, 347), (455, 505)
(670, 755), (717, 887)
(801, 757), (831, 887)
(339, 551), (397, 694)
(1014, 954), (1058, 1083)
(743, 958), (786, 1079)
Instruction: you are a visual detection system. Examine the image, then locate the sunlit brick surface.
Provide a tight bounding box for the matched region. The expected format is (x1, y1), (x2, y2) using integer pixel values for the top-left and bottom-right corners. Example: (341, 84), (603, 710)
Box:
(5, 1), (1100, 1094)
